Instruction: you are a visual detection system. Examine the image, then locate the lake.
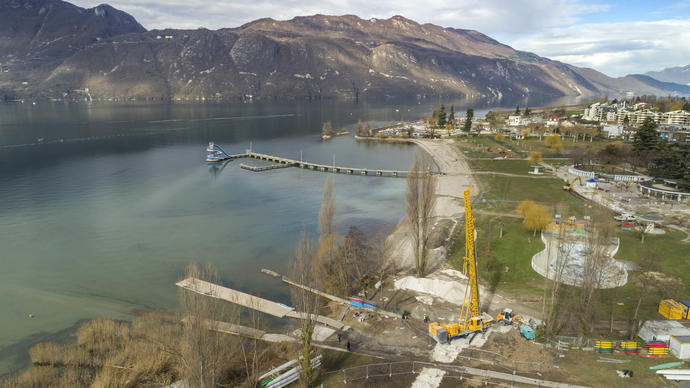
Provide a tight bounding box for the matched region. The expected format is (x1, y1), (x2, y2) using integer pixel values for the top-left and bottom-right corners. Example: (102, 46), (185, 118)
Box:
(0, 96), (573, 374)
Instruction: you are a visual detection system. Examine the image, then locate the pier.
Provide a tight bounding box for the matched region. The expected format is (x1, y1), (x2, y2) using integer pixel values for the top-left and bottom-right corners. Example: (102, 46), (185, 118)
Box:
(239, 162), (295, 172)
(176, 277), (347, 330)
(213, 151), (414, 178)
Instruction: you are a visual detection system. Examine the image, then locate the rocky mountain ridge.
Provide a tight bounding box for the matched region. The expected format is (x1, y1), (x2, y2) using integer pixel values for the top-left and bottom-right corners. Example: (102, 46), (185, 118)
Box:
(645, 65), (690, 86)
(1, 0), (689, 101)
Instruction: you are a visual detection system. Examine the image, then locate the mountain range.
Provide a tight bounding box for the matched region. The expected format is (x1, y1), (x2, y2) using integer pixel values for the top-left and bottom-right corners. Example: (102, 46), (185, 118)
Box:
(1, 0), (690, 102)
(645, 65), (690, 86)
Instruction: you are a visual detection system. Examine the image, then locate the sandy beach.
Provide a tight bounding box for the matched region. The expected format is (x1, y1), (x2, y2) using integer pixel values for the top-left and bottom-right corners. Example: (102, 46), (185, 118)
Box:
(385, 138), (477, 271)
(382, 138), (546, 321)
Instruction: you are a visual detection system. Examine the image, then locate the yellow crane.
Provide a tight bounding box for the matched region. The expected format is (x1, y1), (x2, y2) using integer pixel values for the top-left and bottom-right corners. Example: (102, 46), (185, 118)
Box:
(562, 176), (582, 191)
(428, 186), (491, 343)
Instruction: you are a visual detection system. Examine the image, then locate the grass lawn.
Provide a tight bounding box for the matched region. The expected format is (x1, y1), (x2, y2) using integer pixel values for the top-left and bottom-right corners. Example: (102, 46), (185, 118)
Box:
(448, 215), (545, 296)
(316, 350), (384, 386)
(476, 175), (587, 216)
(554, 349), (669, 388)
(502, 137), (607, 156)
(469, 159), (533, 175)
(453, 136), (520, 158)
(452, 139), (689, 330)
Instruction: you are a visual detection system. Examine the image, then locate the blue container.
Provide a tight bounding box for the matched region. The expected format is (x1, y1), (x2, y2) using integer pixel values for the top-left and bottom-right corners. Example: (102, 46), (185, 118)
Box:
(681, 300), (690, 318)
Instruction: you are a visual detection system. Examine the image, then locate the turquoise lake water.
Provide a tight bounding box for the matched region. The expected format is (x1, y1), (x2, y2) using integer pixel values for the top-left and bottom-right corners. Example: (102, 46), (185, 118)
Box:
(0, 100), (432, 374)
(0, 96), (573, 374)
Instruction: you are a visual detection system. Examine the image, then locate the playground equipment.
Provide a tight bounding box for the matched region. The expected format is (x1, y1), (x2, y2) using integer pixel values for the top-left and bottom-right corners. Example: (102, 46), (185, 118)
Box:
(644, 342), (671, 358)
(595, 341), (616, 354)
(563, 176), (582, 191)
(619, 341), (641, 354)
(206, 141), (232, 162)
(429, 187), (491, 343)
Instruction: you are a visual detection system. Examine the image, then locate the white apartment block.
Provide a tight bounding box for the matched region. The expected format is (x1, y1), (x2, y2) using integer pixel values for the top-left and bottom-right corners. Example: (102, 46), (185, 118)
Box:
(662, 110), (690, 126)
(508, 115), (523, 126)
(583, 102), (619, 122)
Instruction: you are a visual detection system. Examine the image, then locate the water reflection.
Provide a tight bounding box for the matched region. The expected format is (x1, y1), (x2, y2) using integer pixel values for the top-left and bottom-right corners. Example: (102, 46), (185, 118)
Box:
(208, 160), (232, 179)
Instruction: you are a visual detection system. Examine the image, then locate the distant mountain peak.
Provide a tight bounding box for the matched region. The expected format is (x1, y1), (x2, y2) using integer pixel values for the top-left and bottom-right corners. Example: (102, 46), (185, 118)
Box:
(1, 2), (689, 101)
(645, 64), (690, 85)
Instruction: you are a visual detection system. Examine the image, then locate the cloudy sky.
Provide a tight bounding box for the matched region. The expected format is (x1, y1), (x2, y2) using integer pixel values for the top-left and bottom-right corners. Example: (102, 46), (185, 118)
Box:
(71, 0), (690, 77)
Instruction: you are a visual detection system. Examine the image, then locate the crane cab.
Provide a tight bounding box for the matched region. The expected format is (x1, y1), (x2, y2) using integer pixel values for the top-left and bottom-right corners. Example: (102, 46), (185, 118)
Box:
(465, 316), (487, 332)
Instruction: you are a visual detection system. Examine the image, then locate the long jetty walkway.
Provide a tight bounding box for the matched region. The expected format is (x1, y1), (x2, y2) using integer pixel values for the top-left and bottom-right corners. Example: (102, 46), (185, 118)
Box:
(221, 151), (412, 177)
(176, 277), (347, 330)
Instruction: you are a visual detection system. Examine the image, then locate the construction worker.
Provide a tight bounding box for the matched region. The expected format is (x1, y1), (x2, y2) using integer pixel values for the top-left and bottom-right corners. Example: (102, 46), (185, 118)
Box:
(423, 314), (429, 323)
(337, 333), (342, 343)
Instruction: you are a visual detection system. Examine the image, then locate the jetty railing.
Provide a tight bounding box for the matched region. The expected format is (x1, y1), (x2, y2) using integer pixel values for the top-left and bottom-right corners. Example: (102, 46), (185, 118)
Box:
(217, 151), (416, 178)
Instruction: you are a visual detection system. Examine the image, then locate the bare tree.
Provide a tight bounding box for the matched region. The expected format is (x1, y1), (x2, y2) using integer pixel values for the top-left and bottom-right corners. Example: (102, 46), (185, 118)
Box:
(336, 226), (369, 296)
(179, 263), (232, 388)
(578, 215), (616, 335)
(289, 229), (320, 388)
(316, 176), (339, 292)
(322, 122), (334, 138)
(406, 152), (436, 277)
(238, 302), (263, 387)
(544, 212), (572, 337)
(355, 120), (367, 137)
(629, 251), (661, 339)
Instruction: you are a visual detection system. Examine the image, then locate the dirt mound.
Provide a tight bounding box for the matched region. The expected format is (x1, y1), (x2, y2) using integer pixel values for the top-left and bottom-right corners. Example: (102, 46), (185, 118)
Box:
(482, 329), (556, 368)
(635, 271), (683, 289)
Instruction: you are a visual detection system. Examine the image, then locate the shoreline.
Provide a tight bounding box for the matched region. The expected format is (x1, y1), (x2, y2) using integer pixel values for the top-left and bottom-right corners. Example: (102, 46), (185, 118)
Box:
(384, 138), (477, 273)
(383, 138), (545, 321)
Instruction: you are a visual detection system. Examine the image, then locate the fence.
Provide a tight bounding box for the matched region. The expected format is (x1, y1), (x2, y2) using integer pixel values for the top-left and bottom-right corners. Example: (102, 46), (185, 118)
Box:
(548, 335), (595, 349)
(455, 347), (548, 375)
(321, 361), (529, 387)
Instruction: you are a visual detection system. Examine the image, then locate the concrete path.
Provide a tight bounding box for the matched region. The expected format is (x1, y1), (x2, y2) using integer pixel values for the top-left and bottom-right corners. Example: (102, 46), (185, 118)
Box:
(411, 367), (445, 388)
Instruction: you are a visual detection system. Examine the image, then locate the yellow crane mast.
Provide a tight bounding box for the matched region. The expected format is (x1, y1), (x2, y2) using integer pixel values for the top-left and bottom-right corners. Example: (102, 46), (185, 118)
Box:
(428, 186), (491, 343)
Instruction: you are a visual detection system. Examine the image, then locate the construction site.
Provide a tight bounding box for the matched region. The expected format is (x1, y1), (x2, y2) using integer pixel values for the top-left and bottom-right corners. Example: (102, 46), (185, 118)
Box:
(6, 135), (690, 388)
(173, 153), (690, 388)
(175, 186), (574, 388)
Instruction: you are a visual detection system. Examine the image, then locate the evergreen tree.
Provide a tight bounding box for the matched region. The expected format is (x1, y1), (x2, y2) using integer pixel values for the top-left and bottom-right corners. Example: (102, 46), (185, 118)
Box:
(449, 105), (455, 125)
(682, 101), (690, 111)
(515, 105), (520, 115)
(623, 115), (630, 126)
(437, 104), (447, 128)
(633, 117), (660, 151)
(649, 145), (687, 180)
(464, 108), (474, 132)
(524, 106), (531, 116)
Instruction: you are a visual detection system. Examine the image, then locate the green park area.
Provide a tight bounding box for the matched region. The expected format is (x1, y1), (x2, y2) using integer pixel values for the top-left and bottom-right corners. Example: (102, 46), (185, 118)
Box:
(454, 134), (608, 159)
(475, 174), (586, 216)
(500, 137), (607, 155)
(449, 137), (689, 336)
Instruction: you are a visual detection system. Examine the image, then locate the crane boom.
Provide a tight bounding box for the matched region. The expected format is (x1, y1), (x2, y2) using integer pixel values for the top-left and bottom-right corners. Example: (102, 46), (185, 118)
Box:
(428, 186), (490, 343)
(463, 187), (479, 318)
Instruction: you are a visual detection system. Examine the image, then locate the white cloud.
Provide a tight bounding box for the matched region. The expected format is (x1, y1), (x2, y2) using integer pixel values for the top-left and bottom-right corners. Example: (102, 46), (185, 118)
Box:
(69, 0), (606, 35)
(511, 19), (690, 76)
